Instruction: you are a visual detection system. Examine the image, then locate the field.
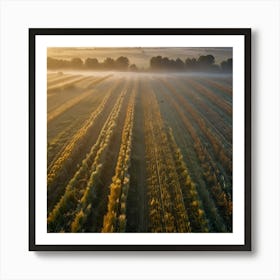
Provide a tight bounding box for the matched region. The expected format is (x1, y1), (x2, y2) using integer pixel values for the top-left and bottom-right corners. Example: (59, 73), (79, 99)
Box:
(47, 71), (232, 233)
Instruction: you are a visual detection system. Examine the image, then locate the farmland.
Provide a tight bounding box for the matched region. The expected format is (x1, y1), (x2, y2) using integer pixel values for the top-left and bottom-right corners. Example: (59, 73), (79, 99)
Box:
(47, 71), (232, 233)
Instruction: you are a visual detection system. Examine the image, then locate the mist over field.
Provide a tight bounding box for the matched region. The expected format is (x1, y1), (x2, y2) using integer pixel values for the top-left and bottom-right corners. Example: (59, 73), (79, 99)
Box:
(48, 47), (232, 69)
(48, 70), (233, 79)
(46, 48), (233, 233)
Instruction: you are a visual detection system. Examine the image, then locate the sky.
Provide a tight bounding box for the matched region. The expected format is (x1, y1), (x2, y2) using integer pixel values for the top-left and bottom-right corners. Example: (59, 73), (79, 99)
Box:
(47, 47), (232, 69)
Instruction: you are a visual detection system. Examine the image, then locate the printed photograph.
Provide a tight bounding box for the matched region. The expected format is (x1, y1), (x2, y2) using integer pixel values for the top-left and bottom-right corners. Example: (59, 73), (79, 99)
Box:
(46, 47), (233, 233)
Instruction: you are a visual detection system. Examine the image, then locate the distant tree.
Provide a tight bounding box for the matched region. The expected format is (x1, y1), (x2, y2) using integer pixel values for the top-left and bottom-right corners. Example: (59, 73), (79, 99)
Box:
(150, 56), (163, 70)
(70, 57), (83, 68)
(85, 58), (99, 69)
(198, 54), (215, 67)
(150, 56), (185, 71)
(185, 58), (198, 71)
(162, 57), (170, 69)
(175, 58), (185, 71)
(221, 58), (233, 72)
(47, 57), (71, 69)
(150, 54), (222, 72)
(103, 57), (115, 69)
(115, 56), (129, 70)
(129, 64), (138, 71)
(47, 57), (58, 69)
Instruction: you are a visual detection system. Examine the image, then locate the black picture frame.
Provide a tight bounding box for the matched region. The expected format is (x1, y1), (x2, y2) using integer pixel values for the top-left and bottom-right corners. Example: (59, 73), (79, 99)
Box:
(29, 28), (251, 251)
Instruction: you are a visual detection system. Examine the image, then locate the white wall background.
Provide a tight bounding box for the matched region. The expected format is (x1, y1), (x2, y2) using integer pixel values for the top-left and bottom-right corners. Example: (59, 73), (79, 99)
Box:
(0, 0), (279, 279)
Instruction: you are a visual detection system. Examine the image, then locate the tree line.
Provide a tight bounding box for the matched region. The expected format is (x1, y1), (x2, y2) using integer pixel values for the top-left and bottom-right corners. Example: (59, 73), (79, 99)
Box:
(48, 56), (134, 71)
(47, 54), (232, 73)
(150, 55), (232, 73)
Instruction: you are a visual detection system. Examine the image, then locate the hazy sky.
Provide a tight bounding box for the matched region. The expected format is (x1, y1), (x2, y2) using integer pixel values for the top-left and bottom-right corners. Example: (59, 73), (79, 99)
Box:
(48, 47), (232, 69)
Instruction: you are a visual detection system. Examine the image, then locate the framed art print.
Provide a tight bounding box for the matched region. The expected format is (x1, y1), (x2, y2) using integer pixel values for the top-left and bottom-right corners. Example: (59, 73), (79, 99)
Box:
(29, 28), (251, 251)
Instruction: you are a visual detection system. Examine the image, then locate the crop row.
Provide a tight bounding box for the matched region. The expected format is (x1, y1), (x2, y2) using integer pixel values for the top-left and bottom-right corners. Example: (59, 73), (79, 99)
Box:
(160, 79), (232, 174)
(175, 77), (232, 144)
(47, 75), (111, 122)
(143, 87), (191, 233)
(47, 88), (128, 232)
(47, 79), (120, 168)
(166, 127), (209, 232)
(47, 72), (60, 79)
(203, 78), (232, 96)
(47, 75), (90, 92)
(161, 90), (232, 231)
(47, 116), (85, 165)
(47, 88), (113, 188)
(102, 91), (136, 232)
(160, 78), (232, 148)
(47, 74), (77, 88)
(47, 76), (99, 111)
(187, 78), (232, 117)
